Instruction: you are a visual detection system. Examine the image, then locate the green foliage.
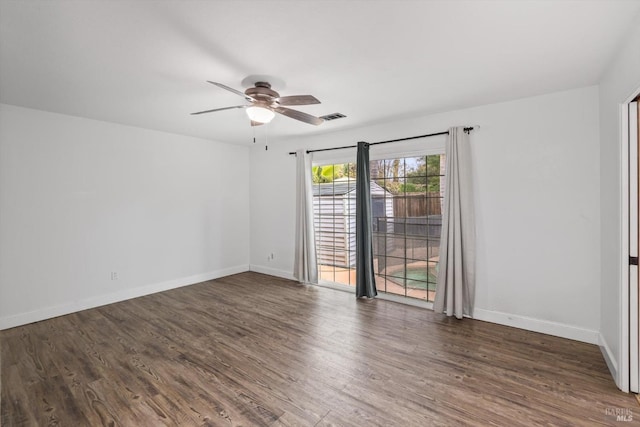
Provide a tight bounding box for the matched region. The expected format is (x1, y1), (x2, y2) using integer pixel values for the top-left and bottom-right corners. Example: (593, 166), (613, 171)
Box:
(343, 163), (357, 179)
(377, 181), (427, 195)
(406, 155), (442, 192)
(380, 181), (401, 194)
(312, 156), (442, 191)
(400, 182), (426, 193)
(312, 164), (346, 183)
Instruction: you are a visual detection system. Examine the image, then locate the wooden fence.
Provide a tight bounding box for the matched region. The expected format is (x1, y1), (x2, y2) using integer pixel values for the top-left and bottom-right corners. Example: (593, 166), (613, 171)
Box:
(393, 193), (442, 217)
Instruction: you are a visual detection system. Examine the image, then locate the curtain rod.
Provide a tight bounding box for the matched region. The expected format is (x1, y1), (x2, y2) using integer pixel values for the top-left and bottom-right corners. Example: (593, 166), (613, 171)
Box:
(288, 126), (476, 155)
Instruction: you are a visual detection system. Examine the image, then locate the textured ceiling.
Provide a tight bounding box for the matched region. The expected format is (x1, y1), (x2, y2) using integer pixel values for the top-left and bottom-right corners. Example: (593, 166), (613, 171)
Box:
(1, 0), (639, 145)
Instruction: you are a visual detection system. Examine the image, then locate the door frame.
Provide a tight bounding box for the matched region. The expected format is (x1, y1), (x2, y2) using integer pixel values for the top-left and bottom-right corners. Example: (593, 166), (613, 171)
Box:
(622, 91), (640, 393)
(627, 101), (638, 393)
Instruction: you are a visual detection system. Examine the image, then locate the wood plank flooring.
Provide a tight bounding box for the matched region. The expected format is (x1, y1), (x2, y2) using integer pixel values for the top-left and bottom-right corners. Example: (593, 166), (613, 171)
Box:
(1, 272), (637, 426)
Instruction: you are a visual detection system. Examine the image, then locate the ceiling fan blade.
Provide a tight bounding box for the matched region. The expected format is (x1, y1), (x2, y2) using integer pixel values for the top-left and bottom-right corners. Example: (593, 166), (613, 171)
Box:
(190, 105), (246, 115)
(207, 81), (255, 102)
(276, 95), (321, 106)
(274, 106), (324, 126)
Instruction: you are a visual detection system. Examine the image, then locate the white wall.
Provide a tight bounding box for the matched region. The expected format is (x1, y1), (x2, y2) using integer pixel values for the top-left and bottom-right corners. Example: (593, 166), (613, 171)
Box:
(0, 104), (250, 329)
(598, 21), (640, 390)
(250, 86), (601, 344)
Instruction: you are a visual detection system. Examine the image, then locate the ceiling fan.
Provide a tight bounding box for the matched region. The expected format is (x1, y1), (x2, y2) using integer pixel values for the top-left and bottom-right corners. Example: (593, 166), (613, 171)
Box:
(191, 81), (324, 126)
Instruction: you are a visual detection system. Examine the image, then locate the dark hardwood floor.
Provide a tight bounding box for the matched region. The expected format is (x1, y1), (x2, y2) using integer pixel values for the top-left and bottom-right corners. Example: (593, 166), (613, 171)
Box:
(1, 272), (637, 426)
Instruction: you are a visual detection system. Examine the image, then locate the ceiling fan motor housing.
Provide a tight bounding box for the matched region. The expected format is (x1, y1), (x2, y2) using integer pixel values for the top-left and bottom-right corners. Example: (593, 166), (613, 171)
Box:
(245, 82), (279, 104)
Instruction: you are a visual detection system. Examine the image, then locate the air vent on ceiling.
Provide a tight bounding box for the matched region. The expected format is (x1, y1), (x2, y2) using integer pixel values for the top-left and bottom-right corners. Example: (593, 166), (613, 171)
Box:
(320, 113), (346, 121)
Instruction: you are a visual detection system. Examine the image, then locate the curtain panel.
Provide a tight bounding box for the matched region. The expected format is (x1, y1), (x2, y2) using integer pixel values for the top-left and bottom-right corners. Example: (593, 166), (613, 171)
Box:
(355, 142), (378, 298)
(434, 127), (476, 318)
(293, 150), (318, 284)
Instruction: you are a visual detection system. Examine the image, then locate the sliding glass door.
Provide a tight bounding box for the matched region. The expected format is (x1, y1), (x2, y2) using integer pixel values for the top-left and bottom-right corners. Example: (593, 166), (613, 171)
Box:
(312, 154), (445, 302)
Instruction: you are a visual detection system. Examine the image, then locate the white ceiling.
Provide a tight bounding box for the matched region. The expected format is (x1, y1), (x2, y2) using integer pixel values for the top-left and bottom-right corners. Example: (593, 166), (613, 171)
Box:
(1, 0), (639, 145)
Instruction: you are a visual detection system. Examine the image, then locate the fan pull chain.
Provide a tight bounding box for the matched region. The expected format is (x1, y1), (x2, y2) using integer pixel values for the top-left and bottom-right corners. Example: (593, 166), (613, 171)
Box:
(265, 123), (268, 151)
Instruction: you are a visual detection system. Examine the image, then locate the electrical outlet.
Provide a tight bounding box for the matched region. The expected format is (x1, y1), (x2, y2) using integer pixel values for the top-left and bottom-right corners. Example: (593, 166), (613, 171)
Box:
(111, 272), (118, 280)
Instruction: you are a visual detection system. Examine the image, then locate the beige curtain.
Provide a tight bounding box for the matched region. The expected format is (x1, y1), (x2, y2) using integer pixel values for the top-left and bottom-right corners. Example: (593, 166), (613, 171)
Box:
(434, 127), (475, 318)
(293, 150), (318, 283)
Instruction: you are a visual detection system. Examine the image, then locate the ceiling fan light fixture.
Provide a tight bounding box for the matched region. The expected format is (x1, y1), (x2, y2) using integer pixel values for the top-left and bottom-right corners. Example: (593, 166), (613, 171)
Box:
(246, 106), (275, 124)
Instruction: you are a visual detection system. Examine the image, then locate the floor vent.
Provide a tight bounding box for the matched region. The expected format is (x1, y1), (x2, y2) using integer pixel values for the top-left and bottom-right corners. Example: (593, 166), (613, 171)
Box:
(320, 113), (346, 121)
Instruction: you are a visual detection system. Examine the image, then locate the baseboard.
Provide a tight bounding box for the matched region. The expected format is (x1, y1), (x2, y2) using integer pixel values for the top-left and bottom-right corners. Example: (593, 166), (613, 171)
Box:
(249, 264), (296, 281)
(599, 333), (621, 389)
(473, 308), (599, 344)
(0, 264), (249, 330)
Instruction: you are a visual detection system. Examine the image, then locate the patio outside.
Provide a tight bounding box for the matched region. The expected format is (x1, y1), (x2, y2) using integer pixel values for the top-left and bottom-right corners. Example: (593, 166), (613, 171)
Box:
(318, 235), (439, 301)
